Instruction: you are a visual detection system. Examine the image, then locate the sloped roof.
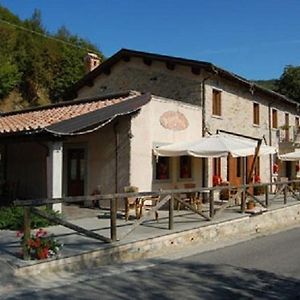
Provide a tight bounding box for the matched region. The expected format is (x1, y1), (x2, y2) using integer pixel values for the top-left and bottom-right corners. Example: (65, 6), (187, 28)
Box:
(69, 48), (299, 107)
(0, 91), (150, 136)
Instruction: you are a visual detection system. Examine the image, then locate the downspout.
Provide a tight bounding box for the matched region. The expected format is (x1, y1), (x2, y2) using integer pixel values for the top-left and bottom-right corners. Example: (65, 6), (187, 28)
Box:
(113, 122), (119, 193)
(200, 67), (218, 191)
(268, 103), (273, 190)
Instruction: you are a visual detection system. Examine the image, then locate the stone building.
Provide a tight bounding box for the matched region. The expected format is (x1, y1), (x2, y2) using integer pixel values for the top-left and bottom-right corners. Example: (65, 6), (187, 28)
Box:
(0, 49), (299, 209)
(69, 49), (300, 187)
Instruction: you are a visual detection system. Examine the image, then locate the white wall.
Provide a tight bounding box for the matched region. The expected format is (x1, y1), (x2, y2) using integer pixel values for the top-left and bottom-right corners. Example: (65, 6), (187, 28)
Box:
(129, 96), (203, 192)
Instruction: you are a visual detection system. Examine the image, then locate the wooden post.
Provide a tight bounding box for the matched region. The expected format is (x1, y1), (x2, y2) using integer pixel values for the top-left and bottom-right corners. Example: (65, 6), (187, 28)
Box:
(265, 185), (269, 207)
(168, 194), (174, 230)
(284, 185), (287, 204)
(110, 197), (117, 241)
(241, 187), (246, 213)
(209, 190), (214, 218)
(246, 139), (262, 184)
(23, 207), (31, 260)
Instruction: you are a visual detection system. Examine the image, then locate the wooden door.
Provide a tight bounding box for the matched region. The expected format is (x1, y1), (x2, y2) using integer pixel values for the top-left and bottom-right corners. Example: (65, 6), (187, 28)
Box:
(67, 148), (85, 196)
(228, 155), (243, 186)
(228, 155), (259, 185)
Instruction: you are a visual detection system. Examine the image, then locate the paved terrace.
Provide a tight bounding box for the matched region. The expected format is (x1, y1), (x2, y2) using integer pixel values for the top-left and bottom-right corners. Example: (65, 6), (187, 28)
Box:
(1, 191), (300, 275)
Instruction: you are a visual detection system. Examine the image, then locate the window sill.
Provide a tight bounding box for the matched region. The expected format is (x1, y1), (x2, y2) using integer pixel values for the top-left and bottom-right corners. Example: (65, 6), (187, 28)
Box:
(252, 123), (260, 128)
(177, 177), (194, 182)
(153, 179), (172, 183)
(211, 114), (222, 119)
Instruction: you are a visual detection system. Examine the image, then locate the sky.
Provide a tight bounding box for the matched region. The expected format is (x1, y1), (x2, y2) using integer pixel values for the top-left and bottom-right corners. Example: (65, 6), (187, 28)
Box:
(0, 0), (300, 80)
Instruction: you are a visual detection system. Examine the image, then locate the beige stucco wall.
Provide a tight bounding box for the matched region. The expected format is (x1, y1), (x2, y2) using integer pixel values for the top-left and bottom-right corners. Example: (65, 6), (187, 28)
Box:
(63, 117), (131, 196)
(129, 96), (203, 192)
(7, 142), (47, 199)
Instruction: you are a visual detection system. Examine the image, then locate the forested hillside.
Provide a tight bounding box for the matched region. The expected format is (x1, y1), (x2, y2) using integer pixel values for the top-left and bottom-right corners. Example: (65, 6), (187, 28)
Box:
(0, 5), (103, 111)
(1, 5), (300, 112)
(253, 79), (277, 91)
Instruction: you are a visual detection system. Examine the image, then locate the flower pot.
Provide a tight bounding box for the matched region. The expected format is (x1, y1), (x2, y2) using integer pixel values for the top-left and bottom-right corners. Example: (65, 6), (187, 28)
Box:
(246, 201), (255, 210)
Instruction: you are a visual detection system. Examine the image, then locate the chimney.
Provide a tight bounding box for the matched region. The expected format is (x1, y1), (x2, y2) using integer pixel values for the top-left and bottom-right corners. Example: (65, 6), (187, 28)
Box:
(84, 52), (100, 73)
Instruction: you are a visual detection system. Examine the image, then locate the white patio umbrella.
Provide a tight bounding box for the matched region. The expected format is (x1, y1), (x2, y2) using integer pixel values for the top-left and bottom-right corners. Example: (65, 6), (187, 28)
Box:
(279, 150), (300, 161)
(153, 134), (276, 158)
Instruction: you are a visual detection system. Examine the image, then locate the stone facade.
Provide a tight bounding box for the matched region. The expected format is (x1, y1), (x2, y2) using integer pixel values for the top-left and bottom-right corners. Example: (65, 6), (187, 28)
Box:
(75, 53), (300, 184)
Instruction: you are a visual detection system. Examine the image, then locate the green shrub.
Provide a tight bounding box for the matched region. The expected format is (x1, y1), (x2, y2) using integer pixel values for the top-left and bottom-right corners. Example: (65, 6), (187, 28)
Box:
(0, 206), (61, 230)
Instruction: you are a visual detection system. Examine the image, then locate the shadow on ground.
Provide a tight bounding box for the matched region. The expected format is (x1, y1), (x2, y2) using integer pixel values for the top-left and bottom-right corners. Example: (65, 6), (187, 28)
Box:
(4, 259), (300, 299)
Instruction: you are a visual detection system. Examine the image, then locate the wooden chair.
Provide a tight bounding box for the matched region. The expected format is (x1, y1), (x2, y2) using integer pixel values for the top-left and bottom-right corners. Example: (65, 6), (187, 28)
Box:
(124, 186), (142, 221)
(274, 177), (288, 194)
(177, 183), (202, 211)
(141, 196), (159, 221)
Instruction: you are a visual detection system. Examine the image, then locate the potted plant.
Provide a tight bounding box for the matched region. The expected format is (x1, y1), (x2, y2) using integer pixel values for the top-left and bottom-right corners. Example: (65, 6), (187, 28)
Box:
(17, 228), (63, 260)
(246, 199), (255, 210)
(253, 175), (264, 195)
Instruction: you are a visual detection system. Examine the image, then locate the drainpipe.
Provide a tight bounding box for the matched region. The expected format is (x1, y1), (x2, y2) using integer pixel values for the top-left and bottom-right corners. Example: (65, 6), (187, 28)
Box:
(113, 122), (119, 193)
(200, 67), (218, 195)
(268, 103), (273, 190)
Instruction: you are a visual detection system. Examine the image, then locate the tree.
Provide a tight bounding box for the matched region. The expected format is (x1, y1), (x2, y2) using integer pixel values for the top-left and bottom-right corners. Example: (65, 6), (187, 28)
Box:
(0, 4), (104, 110)
(24, 9), (45, 33)
(0, 59), (21, 98)
(276, 65), (300, 102)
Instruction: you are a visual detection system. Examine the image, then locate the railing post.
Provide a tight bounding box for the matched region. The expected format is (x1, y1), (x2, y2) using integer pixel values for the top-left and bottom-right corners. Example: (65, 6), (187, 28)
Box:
(209, 190), (214, 218)
(110, 197), (117, 241)
(169, 193), (174, 230)
(241, 187), (246, 213)
(284, 185), (287, 204)
(23, 207), (31, 260)
(265, 185), (269, 207)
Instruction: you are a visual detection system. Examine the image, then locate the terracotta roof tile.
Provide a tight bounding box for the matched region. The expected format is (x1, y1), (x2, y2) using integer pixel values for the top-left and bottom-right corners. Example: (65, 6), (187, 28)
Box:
(0, 92), (139, 134)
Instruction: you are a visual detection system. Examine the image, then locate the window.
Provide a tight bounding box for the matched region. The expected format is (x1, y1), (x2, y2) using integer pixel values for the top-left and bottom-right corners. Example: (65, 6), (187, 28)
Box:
(296, 116), (300, 133)
(155, 157), (170, 180)
(179, 156), (192, 179)
(236, 157), (241, 178)
(285, 113), (289, 140)
(253, 103), (260, 125)
(212, 158), (222, 186)
(212, 89), (222, 116)
(272, 109), (278, 129)
(213, 158), (221, 177)
(295, 116), (299, 129)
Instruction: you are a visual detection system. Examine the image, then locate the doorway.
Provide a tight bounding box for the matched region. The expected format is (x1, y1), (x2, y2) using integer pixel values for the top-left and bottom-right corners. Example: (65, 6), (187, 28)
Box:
(66, 148), (86, 196)
(228, 155), (259, 186)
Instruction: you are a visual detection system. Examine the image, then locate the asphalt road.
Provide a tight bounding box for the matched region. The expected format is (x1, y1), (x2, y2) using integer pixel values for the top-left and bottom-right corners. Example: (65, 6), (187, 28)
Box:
(2, 227), (300, 299)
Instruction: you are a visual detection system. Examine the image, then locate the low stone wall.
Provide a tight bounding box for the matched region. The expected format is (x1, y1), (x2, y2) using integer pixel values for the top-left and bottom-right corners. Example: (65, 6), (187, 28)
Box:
(14, 203), (300, 276)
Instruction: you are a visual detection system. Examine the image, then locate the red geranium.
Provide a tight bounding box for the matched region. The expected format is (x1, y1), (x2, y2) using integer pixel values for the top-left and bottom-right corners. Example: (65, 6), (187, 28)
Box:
(213, 175), (222, 186)
(17, 228), (62, 260)
(273, 163), (279, 174)
(254, 175), (261, 183)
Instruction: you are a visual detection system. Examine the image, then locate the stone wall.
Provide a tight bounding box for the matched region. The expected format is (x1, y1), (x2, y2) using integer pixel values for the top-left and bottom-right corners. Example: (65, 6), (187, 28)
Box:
(76, 55), (300, 185)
